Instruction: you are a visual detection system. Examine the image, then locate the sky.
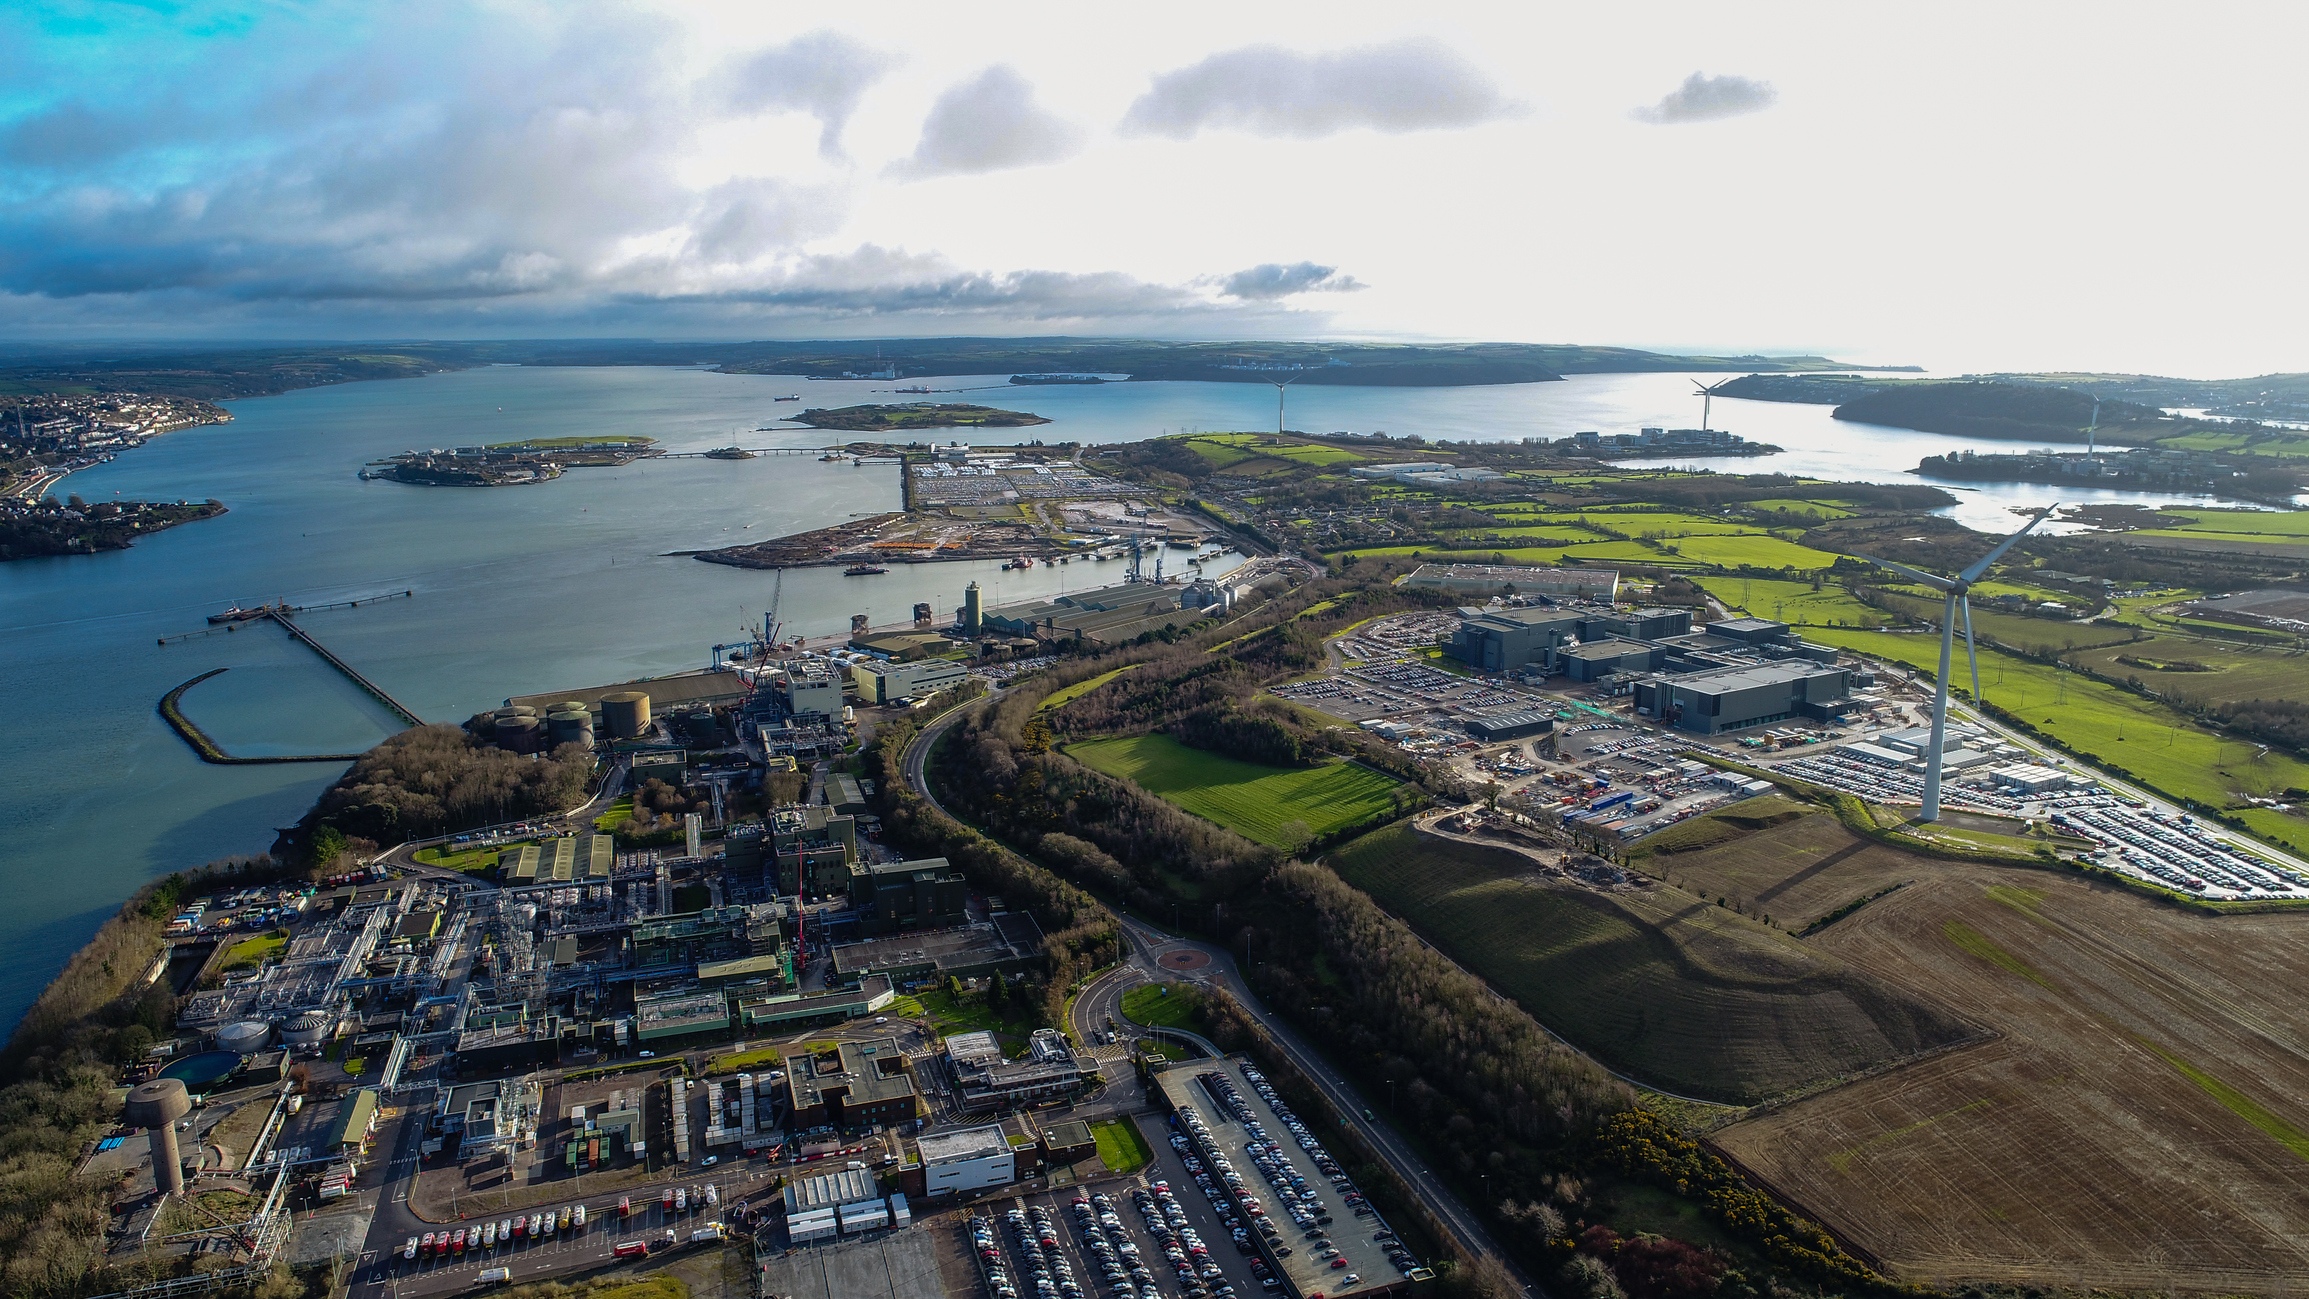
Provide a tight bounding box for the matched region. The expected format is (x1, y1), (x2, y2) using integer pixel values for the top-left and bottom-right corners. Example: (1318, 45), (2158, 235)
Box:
(3, 1), (2307, 376)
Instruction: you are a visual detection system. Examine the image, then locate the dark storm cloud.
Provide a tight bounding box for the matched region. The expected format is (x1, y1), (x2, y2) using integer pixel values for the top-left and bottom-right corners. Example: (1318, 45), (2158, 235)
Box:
(1218, 262), (1366, 299)
(1631, 72), (1779, 124)
(887, 66), (1085, 180)
(722, 30), (903, 158)
(1119, 37), (1522, 140)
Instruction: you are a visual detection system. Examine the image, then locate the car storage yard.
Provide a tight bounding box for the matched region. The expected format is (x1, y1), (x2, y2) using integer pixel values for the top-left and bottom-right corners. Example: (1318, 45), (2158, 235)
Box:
(1157, 1059), (1413, 1295)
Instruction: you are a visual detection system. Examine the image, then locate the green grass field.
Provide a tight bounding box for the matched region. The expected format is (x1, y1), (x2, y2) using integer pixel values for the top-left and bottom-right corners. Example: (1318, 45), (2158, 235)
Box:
(2142, 508), (2309, 538)
(219, 931), (287, 971)
(1808, 628), (2309, 852)
(1327, 823), (1968, 1101)
(1040, 665), (1140, 711)
(1091, 1118), (1154, 1173)
(1121, 982), (1201, 1030)
(1066, 733), (1404, 849)
(412, 843), (502, 874)
(1697, 577), (1888, 628)
(593, 797), (635, 831)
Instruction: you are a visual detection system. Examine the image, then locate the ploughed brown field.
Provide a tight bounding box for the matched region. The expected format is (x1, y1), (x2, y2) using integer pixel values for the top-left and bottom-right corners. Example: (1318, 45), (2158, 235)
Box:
(1713, 851), (2309, 1289)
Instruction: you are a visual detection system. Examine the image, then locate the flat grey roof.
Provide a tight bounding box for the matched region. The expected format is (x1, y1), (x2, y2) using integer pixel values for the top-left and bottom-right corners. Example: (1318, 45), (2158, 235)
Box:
(915, 1124), (1009, 1165)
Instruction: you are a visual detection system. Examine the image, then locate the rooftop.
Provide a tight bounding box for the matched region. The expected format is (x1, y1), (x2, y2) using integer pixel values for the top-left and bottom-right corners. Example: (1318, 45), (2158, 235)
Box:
(789, 1036), (916, 1111)
(915, 1123), (1010, 1165)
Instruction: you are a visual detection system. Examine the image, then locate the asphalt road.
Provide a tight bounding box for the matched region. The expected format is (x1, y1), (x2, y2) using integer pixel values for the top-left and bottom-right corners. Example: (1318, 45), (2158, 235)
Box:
(900, 696), (1541, 1296)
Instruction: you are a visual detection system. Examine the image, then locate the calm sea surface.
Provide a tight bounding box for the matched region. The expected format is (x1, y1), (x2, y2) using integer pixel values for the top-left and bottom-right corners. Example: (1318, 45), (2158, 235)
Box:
(0, 365), (2267, 1032)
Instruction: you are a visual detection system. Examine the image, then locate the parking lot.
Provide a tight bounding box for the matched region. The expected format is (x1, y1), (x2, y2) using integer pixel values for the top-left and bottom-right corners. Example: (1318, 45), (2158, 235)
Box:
(1157, 1059), (1415, 1295)
(960, 1134), (1276, 1299)
(2051, 799), (2309, 899)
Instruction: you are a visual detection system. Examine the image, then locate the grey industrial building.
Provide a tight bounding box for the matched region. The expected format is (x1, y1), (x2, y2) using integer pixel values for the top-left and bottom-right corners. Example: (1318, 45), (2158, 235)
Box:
(1405, 562), (1621, 601)
(980, 582), (1195, 646)
(1465, 708), (1556, 742)
(1448, 605), (1693, 675)
(1633, 660), (1856, 734)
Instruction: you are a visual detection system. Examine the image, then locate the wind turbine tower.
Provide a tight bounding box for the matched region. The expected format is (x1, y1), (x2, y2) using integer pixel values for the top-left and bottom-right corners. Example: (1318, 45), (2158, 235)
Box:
(1850, 503), (2058, 821)
(1269, 374), (1302, 437)
(1692, 379), (1733, 431)
(2087, 397), (2100, 458)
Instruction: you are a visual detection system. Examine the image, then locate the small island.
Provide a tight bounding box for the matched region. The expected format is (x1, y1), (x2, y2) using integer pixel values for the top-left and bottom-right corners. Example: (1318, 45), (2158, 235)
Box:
(364, 436), (657, 486)
(792, 403), (1051, 432)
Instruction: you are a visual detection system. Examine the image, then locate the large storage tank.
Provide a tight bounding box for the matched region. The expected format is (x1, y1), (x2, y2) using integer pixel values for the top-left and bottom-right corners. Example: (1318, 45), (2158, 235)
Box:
(215, 1020), (271, 1053)
(281, 1011), (332, 1047)
(600, 691), (652, 738)
(496, 715), (544, 754)
(548, 711), (595, 747)
(552, 700), (588, 716)
(501, 704), (539, 717)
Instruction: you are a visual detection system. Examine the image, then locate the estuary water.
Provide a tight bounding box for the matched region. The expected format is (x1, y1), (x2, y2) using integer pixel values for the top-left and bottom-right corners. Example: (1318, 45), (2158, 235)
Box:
(0, 364), (2266, 1032)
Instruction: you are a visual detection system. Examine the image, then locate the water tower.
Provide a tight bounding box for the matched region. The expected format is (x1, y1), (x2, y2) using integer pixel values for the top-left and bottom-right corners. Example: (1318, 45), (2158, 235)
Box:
(126, 1078), (192, 1196)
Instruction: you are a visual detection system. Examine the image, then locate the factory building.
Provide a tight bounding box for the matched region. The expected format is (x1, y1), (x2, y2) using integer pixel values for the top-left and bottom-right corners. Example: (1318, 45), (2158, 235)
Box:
(774, 662), (846, 719)
(980, 582), (1195, 646)
(852, 657), (970, 704)
(850, 858), (971, 935)
(727, 805), (859, 894)
(1465, 708), (1556, 743)
(1634, 661), (1856, 734)
(831, 913), (1046, 986)
(1406, 562), (1621, 601)
(1450, 606), (1586, 672)
(944, 1029), (1085, 1112)
(849, 631), (951, 662)
(784, 1037), (921, 1129)
(628, 904), (786, 974)
(1448, 604), (1693, 675)
(1558, 638), (1668, 683)
(915, 1124), (1017, 1196)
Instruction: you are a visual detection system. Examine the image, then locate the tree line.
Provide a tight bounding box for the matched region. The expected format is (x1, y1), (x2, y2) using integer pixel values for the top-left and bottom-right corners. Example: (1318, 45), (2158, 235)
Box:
(309, 723), (594, 843)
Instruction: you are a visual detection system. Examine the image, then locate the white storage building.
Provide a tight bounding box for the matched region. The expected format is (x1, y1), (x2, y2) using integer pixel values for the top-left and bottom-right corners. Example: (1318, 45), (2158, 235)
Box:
(917, 1124), (1016, 1196)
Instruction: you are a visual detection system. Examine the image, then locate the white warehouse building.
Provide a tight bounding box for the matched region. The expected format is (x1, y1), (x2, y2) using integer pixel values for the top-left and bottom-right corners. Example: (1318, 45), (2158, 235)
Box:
(917, 1124), (1015, 1196)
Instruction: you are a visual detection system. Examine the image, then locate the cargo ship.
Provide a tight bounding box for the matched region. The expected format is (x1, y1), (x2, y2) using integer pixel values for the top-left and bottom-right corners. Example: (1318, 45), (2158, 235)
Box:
(774, 394), (801, 401)
(844, 563), (889, 576)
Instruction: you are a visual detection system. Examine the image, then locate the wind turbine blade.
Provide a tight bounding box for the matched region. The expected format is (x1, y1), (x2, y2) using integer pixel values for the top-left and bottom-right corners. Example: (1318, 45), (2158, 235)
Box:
(1962, 595), (1981, 705)
(1959, 502), (2060, 583)
(1848, 551), (1955, 591)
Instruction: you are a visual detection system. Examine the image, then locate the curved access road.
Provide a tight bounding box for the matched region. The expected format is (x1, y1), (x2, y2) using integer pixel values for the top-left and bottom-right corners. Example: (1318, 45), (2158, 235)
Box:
(899, 692), (1542, 1295)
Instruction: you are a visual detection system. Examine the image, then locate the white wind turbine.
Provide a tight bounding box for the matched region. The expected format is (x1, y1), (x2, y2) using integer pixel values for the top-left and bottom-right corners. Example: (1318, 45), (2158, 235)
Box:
(1692, 378), (1734, 431)
(1850, 503), (2058, 822)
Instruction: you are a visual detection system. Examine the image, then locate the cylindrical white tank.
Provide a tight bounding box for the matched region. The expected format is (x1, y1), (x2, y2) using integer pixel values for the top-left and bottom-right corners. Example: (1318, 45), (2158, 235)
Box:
(215, 1020), (272, 1053)
(281, 1011), (332, 1046)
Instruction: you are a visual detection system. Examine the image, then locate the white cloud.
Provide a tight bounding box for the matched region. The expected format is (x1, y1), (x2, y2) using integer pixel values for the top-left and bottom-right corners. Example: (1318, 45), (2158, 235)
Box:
(886, 66), (1085, 181)
(721, 31), (902, 158)
(1630, 72), (1778, 125)
(1119, 38), (1522, 140)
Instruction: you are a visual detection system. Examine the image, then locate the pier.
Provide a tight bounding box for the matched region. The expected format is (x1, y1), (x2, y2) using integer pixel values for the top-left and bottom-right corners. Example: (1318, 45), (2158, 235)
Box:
(266, 612), (425, 727)
(157, 589), (413, 646)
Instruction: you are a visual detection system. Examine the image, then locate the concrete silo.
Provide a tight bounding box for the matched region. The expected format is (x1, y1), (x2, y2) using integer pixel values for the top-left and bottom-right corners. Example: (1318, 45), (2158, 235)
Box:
(125, 1079), (192, 1196)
